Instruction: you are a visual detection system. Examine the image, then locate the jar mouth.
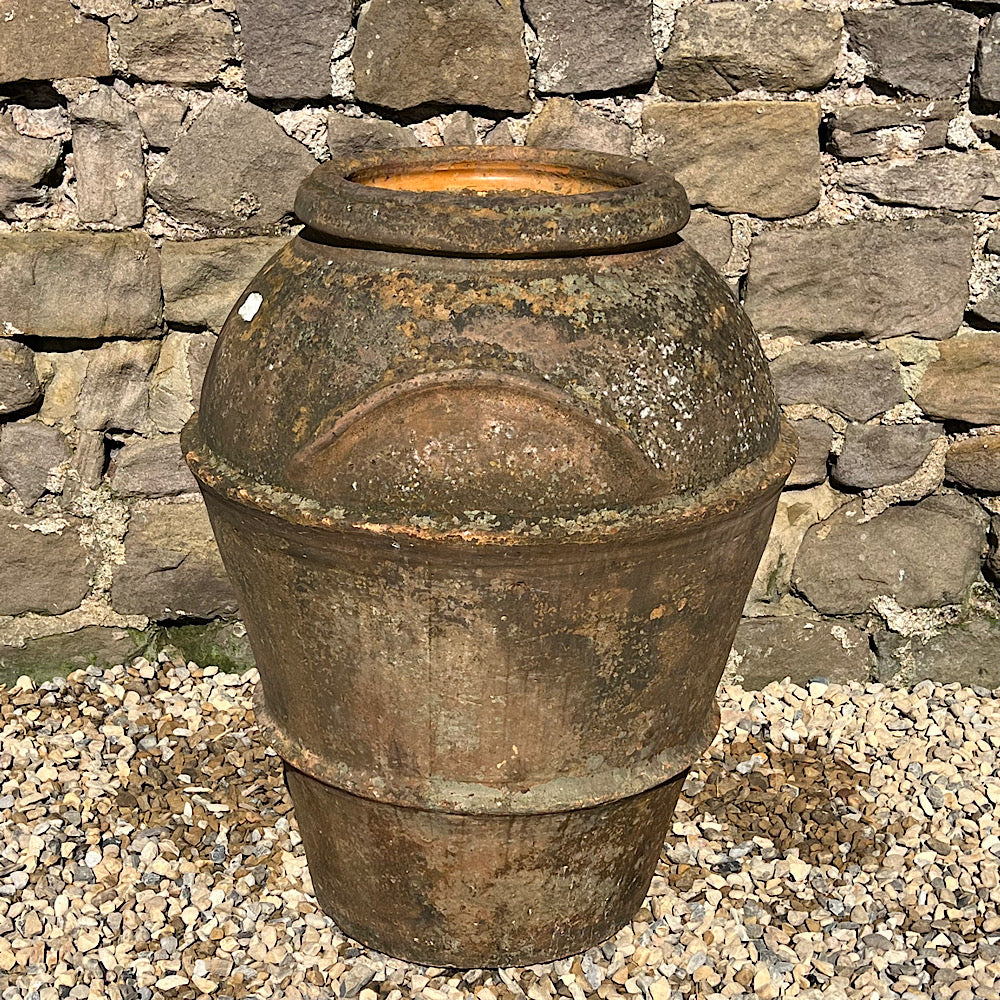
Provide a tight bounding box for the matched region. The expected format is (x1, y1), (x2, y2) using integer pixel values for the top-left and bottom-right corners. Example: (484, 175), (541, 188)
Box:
(295, 146), (690, 258)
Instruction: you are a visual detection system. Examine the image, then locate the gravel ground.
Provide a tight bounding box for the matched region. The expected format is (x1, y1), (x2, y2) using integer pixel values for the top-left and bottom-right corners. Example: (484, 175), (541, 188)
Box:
(0, 653), (998, 1000)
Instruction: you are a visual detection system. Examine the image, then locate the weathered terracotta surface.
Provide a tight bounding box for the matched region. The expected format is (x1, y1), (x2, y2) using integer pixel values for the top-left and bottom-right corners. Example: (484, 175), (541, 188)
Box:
(183, 147), (794, 967)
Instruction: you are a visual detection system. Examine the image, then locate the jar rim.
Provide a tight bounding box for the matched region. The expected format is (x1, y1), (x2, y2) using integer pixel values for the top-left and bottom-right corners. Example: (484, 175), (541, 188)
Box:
(294, 146), (691, 257)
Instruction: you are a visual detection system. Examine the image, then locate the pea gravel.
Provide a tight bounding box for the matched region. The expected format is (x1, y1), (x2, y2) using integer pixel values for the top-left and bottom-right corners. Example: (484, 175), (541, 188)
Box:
(1, 652), (998, 1000)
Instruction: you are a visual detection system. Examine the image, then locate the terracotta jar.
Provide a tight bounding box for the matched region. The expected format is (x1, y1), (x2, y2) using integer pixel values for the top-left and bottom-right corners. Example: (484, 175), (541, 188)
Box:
(183, 147), (795, 967)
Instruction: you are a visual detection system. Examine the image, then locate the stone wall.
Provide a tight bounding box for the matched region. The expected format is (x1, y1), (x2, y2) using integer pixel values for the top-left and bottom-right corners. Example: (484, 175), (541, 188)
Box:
(1, 0), (999, 688)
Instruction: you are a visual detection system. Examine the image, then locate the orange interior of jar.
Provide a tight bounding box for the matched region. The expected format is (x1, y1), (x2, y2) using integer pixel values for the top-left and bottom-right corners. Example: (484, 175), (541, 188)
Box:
(348, 159), (635, 196)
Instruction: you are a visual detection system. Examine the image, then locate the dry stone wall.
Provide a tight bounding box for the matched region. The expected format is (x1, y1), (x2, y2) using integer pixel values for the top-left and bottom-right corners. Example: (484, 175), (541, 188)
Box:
(1, 0), (999, 689)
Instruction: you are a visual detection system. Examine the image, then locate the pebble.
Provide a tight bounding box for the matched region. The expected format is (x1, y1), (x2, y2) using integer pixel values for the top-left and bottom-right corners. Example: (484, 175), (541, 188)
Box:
(0, 659), (998, 999)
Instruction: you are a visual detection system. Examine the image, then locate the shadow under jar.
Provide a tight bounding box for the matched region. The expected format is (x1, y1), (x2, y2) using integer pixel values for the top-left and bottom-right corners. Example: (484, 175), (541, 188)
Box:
(182, 146), (795, 968)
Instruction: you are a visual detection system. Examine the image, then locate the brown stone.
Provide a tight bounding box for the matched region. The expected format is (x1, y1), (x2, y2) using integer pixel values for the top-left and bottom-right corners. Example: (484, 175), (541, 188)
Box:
(682, 211), (732, 274)
(0, 232), (161, 339)
(109, 434), (198, 497)
(0, 513), (93, 615)
(111, 502), (238, 620)
(0, 420), (71, 505)
(0, 112), (61, 215)
(0, 0), (110, 84)
(0, 338), (40, 416)
(642, 101), (821, 219)
(326, 113), (419, 159)
(832, 423), (942, 491)
(149, 332), (216, 434)
(945, 434), (1000, 493)
(786, 418), (833, 488)
(76, 340), (160, 434)
(916, 334), (1000, 425)
(111, 6), (236, 85)
(526, 99), (632, 157)
(827, 100), (957, 160)
(353, 0), (531, 113)
(133, 91), (187, 149)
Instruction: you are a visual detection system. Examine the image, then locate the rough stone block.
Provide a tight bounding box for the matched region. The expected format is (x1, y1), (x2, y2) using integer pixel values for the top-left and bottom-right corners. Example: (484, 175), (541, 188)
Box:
(0, 113), (61, 215)
(156, 621), (254, 674)
(109, 434), (198, 497)
(112, 502), (238, 620)
(769, 347), (906, 423)
(161, 237), (287, 331)
(745, 218), (972, 342)
(111, 6), (236, 84)
(973, 14), (1000, 111)
(69, 86), (145, 227)
(149, 96), (316, 232)
(732, 616), (872, 689)
(832, 423), (942, 491)
(0, 338), (41, 416)
(874, 615), (1000, 687)
(827, 100), (956, 160)
(326, 112), (418, 158)
(133, 92), (187, 149)
(746, 483), (847, 613)
(0, 232), (161, 339)
(945, 433), (1000, 493)
(0, 0), (110, 84)
(354, 0), (530, 113)
(659, 1), (842, 99)
(237, 0), (352, 100)
(524, 0), (655, 94)
(0, 420), (71, 505)
(149, 332), (216, 434)
(681, 211), (731, 274)
(916, 334), (1000, 425)
(841, 152), (1000, 212)
(786, 418), (833, 488)
(642, 101), (821, 219)
(793, 494), (987, 614)
(0, 513), (93, 615)
(845, 6), (980, 98)
(439, 111), (478, 146)
(76, 340), (160, 434)
(526, 99), (631, 157)
(0, 626), (146, 687)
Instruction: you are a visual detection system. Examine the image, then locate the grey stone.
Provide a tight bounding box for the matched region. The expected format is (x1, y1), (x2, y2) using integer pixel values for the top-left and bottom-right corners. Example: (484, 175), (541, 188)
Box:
(237, 0), (352, 99)
(440, 111), (478, 146)
(149, 96), (316, 232)
(917, 334), (1000, 425)
(0, 513), (93, 615)
(845, 6), (980, 99)
(161, 237), (287, 331)
(970, 287), (1000, 326)
(354, 0), (531, 113)
(745, 218), (972, 342)
(111, 7), (236, 84)
(0, 626), (146, 687)
(112, 502), (238, 620)
(149, 332), (216, 434)
(133, 91), (187, 148)
(154, 621), (254, 674)
(841, 152), (1000, 213)
(970, 117), (1000, 147)
(526, 99), (631, 157)
(326, 112), (418, 158)
(524, 0), (655, 94)
(732, 616), (872, 689)
(72, 431), (106, 489)
(69, 86), (145, 227)
(659, 1), (842, 99)
(0, 420), (71, 505)
(874, 615), (1000, 687)
(0, 113), (61, 215)
(0, 0), (110, 84)
(769, 347), (906, 423)
(483, 120), (516, 146)
(988, 230), (1000, 256)
(793, 494), (987, 614)
(76, 340), (160, 433)
(642, 101), (821, 219)
(945, 433), (1000, 493)
(0, 339), (41, 417)
(990, 516), (1000, 582)
(681, 211), (731, 274)
(974, 15), (1000, 111)
(110, 434), (198, 497)
(832, 423), (942, 491)
(827, 100), (957, 160)
(786, 418), (833, 488)
(0, 232), (161, 339)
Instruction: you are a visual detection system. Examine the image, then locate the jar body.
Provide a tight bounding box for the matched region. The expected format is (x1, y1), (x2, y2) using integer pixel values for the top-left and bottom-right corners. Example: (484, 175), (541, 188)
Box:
(185, 153), (793, 966)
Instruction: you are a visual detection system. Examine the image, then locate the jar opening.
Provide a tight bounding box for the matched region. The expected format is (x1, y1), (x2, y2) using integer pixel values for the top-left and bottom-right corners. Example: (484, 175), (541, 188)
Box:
(348, 159), (635, 197)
